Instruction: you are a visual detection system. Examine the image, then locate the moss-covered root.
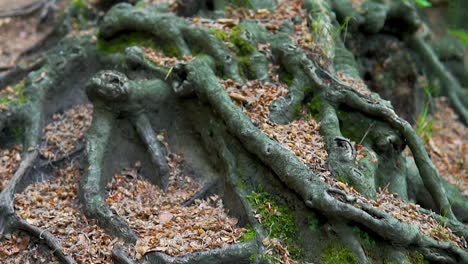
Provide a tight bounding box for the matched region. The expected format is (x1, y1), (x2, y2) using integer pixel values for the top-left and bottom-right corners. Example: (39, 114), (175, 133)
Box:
(177, 57), (468, 262)
(302, 0), (336, 68)
(0, 150), (38, 237)
(145, 241), (258, 264)
(100, 3), (190, 55)
(331, 89), (456, 220)
(330, 222), (367, 264)
(81, 106), (138, 243)
(0, 36), (93, 241)
(299, 54), (457, 220)
(15, 218), (76, 264)
(187, 102), (267, 259)
(0, 152), (74, 263)
(131, 114), (170, 190)
(330, 0), (420, 34)
(124, 46), (171, 80)
(319, 102), (376, 198)
(112, 246), (137, 264)
(175, 0), (277, 16)
(268, 39), (310, 124)
(409, 35), (468, 125)
(99, 3), (244, 83)
(82, 70), (174, 242)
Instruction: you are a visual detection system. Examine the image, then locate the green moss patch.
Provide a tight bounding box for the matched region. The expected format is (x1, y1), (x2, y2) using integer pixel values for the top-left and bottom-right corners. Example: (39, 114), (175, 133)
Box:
(322, 242), (358, 264)
(0, 81), (26, 110)
(240, 228), (256, 242)
(97, 32), (157, 54)
(409, 251), (429, 264)
(307, 95), (321, 117)
(231, 26), (256, 55)
(246, 188), (303, 259)
(209, 29), (229, 42)
(97, 32), (180, 57)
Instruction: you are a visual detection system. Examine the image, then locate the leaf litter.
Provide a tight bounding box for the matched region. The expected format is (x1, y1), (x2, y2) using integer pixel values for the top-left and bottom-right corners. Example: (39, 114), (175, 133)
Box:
(0, 144), (22, 192)
(221, 55), (466, 251)
(106, 154), (246, 259)
(40, 104), (93, 161)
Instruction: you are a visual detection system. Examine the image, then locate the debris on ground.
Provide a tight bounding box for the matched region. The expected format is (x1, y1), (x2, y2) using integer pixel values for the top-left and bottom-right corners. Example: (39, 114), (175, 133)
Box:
(221, 79), (329, 176)
(0, 144), (22, 191)
(106, 155), (246, 259)
(40, 104), (93, 161)
(425, 97), (467, 195)
(12, 161), (125, 263)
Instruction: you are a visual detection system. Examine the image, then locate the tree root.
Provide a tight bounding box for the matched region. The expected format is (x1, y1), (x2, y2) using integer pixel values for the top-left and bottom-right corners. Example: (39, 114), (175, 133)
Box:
(80, 106), (138, 243)
(177, 56), (468, 262)
(0, 149), (76, 264)
(0, 0), (53, 19)
(182, 181), (217, 207)
(131, 114), (170, 190)
(409, 35), (468, 125)
(112, 246), (137, 264)
(187, 103), (269, 257)
(144, 241), (258, 264)
(2, 1), (466, 262)
(14, 218), (75, 264)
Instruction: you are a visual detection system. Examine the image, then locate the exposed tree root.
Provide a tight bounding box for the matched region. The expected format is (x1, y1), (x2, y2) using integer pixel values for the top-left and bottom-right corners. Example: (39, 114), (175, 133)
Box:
(1, 0), (467, 263)
(182, 181), (217, 207)
(144, 241), (258, 264)
(179, 56), (467, 262)
(113, 246), (137, 264)
(409, 35), (468, 125)
(0, 0), (53, 19)
(14, 218), (75, 264)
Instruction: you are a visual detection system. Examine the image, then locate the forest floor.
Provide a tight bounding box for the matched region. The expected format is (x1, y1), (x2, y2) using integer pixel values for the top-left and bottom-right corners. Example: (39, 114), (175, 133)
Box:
(0, 0), (467, 263)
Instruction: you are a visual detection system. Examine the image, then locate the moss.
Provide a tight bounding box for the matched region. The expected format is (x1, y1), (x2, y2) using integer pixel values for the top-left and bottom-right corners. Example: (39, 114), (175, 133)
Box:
(97, 32), (163, 55)
(240, 228), (256, 242)
(0, 81), (26, 110)
(246, 188), (303, 260)
(249, 253), (257, 263)
(209, 29), (229, 42)
(336, 176), (349, 184)
(231, 0), (252, 8)
(308, 216), (320, 233)
(135, 0), (146, 8)
(231, 26), (256, 55)
(236, 55), (253, 79)
(11, 127), (24, 143)
(70, 0), (92, 29)
(352, 227), (376, 249)
(279, 70), (294, 86)
(449, 29), (468, 47)
(322, 242), (358, 264)
(71, 0), (88, 12)
(409, 252), (429, 264)
(307, 95), (321, 117)
(293, 104), (303, 118)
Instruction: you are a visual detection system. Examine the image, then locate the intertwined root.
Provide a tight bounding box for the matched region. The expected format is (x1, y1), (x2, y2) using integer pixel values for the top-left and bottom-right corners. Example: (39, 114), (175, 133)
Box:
(0, 0), (467, 263)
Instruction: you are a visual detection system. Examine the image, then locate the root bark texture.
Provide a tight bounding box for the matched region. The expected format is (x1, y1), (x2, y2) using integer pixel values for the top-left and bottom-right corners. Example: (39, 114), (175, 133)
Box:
(1, 0), (467, 263)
